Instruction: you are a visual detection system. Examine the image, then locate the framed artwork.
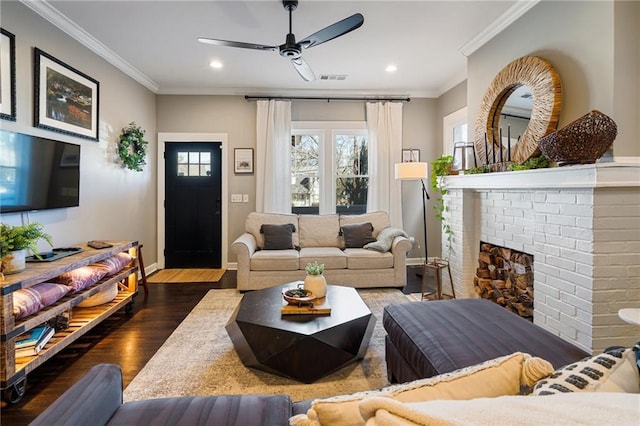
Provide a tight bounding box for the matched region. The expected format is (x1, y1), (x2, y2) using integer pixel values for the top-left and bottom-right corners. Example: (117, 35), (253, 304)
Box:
(34, 48), (99, 141)
(234, 148), (254, 174)
(0, 28), (16, 121)
(402, 149), (420, 162)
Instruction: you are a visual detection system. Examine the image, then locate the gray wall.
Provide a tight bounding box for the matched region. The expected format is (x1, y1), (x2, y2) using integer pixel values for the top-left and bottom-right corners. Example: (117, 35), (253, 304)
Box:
(468, 0), (639, 157)
(1, 2), (157, 259)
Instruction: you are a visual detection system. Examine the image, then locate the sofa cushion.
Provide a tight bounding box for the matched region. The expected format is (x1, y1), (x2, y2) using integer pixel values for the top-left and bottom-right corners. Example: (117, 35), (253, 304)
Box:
(299, 247), (347, 270)
(250, 249), (299, 271)
(364, 227), (408, 253)
(289, 352), (553, 426)
(109, 394), (293, 426)
(298, 214), (341, 248)
(344, 248), (393, 270)
(246, 212), (299, 248)
(340, 222), (376, 248)
(339, 211), (390, 239)
(531, 346), (640, 395)
(261, 223), (297, 250)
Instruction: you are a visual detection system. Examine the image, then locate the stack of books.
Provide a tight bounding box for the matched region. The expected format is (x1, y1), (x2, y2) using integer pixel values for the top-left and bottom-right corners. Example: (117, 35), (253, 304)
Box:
(15, 324), (55, 358)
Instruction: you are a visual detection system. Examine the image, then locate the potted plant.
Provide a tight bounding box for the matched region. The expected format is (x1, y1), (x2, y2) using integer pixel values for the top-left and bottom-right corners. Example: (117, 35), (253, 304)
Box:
(430, 155), (454, 258)
(303, 261), (327, 298)
(0, 223), (53, 274)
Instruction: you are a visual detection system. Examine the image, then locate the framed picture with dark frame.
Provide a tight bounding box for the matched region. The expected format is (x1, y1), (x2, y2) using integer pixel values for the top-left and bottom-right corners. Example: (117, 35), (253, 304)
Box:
(402, 149), (420, 162)
(34, 48), (99, 141)
(234, 148), (254, 174)
(0, 28), (16, 121)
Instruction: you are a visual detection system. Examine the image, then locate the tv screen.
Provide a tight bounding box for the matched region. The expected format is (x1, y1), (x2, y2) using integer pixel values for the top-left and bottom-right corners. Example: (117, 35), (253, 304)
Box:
(0, 130), (80, 213)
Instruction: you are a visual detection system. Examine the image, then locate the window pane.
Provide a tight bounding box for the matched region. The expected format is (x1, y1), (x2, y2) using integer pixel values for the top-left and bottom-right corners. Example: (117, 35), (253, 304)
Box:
(336, 177), (368, 214)
(201, 164), (211, 176)
(178, 164), (188, 176)
(291, 134), (320, 210)
(201, 152), (211, 164)
(189, 152), (200, 163)
(177, 152), (188, 163)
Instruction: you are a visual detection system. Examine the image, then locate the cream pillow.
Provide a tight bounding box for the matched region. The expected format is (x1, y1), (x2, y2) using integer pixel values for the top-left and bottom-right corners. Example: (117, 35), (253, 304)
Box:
(532, 346), (640, 395)
(289, 352), (553, 426)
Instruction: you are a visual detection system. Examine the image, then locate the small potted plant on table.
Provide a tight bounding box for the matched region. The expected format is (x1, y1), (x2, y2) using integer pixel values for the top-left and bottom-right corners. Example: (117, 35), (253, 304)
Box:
(304, 261), (327, 298)
(0, 223), (53, 275)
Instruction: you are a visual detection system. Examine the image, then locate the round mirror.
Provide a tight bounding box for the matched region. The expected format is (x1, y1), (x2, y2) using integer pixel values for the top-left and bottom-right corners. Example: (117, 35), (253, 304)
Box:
(475, 56), (562, 165)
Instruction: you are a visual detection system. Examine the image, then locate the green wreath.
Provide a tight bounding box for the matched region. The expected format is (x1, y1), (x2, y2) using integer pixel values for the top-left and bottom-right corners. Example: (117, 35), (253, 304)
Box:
(117, 122), (148, 172)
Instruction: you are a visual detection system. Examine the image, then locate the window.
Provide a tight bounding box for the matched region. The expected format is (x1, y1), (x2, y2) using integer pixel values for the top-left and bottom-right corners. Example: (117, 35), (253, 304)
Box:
(177, 151), (211, 176)
(291, 122), (368, 215)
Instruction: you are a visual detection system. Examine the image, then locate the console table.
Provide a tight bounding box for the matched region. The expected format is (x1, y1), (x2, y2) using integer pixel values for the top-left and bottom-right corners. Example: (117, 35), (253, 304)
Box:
(0, 240), (140, 403)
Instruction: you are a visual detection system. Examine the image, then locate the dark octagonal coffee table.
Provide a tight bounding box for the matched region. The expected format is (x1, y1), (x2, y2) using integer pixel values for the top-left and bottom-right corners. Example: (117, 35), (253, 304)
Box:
(226, 283), (376, 383)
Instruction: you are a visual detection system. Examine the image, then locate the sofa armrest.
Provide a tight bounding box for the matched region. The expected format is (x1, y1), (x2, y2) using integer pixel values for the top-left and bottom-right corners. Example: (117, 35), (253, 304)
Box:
(30, 364), (123, 426)
(391, 236), (412, 287)
(232, 233), (258, 290)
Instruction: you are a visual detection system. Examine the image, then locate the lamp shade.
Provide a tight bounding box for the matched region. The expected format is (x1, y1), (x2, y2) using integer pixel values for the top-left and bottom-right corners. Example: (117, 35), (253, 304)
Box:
(395, 162), (428, 180)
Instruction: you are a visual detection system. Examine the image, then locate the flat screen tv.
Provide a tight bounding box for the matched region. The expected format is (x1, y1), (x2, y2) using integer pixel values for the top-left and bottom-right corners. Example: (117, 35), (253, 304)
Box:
(0, 130), (80, 213)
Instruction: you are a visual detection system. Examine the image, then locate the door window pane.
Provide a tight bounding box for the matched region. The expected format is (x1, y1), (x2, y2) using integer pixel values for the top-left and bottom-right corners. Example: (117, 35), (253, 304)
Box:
(177, 151), (211, 176)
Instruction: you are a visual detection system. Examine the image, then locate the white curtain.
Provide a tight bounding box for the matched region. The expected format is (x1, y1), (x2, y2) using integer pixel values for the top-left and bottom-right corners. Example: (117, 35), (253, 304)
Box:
(256, 100), (292, 213)
(366, 102), (404, 228)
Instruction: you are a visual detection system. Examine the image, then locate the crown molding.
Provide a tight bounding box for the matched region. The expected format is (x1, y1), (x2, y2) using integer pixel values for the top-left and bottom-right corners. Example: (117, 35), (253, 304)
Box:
(459, 0), (540, 57)
(21, 0), (159, 93)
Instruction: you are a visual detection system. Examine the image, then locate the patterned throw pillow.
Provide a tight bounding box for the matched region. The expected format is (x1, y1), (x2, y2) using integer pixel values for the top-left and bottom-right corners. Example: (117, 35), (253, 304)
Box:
(532, 346), (640, 395)
(13, 283), (71, 319)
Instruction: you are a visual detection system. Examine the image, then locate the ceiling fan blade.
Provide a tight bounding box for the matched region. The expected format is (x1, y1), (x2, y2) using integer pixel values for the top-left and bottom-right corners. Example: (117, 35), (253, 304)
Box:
(197, 37), (277, 51)
(299, 13), (364, 49)
(291, 57), (316, 81)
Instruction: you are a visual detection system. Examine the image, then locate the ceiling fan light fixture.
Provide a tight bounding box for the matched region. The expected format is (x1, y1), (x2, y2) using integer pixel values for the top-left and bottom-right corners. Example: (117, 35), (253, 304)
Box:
(209, 60), (223, 69)
(386, 64), (398, 73)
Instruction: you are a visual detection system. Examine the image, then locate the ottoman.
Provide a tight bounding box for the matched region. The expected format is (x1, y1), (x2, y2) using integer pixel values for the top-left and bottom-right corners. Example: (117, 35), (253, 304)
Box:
(383, 299), (590, 383)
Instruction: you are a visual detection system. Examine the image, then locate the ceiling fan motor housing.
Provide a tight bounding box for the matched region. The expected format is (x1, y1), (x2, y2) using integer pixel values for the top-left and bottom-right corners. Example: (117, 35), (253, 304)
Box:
(283, 0), (298, 11)
(280, 33), (302, 59)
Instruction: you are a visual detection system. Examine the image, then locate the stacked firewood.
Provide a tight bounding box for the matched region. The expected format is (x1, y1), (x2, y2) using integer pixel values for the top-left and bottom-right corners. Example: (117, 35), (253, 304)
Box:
(474, 243), (534, 320)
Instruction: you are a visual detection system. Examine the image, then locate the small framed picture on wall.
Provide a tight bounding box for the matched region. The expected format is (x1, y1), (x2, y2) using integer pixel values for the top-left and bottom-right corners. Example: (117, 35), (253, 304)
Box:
(402, 149), (420, 163)
(234, 148), (254, 174)
(0, 28), (16, 121)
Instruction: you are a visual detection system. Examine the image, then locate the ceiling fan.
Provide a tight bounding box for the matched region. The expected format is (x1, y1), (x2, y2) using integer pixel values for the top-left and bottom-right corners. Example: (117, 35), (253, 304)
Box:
(198, 0), (364, 82)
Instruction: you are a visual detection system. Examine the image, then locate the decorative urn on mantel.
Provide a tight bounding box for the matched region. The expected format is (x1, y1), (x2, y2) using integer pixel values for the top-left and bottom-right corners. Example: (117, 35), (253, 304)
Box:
(304, 261), (327, 298)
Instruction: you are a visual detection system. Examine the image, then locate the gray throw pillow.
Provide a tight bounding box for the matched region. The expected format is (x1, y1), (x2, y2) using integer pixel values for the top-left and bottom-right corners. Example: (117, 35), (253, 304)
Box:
(341, 222), (376, 248)
(260, 223), (296, 250)
(364, 227), (408, 252)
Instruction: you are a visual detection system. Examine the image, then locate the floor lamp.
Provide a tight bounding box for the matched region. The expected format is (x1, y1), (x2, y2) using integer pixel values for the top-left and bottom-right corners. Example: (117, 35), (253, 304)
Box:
(395, 160), (430, 264)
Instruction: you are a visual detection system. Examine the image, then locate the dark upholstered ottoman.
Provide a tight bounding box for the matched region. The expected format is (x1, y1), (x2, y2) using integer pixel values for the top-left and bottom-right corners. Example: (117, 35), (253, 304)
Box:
(383, 299), (590, 383)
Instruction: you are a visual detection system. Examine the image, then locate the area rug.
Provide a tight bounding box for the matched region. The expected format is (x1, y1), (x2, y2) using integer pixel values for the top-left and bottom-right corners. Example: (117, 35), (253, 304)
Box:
(123, 288), (414, 402)
(147, 268), (226, 283)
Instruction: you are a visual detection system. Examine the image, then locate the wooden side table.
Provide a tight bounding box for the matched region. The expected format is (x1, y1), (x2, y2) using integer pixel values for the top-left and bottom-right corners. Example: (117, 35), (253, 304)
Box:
(422, 258), (456, 301)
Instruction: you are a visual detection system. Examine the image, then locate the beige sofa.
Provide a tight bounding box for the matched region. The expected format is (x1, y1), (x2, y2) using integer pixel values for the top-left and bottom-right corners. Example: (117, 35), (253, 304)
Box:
(232, 211), (412, 291)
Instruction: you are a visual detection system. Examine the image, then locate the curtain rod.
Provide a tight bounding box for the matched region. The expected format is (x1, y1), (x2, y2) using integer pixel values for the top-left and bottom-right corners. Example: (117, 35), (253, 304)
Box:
(244, 95), (411, 102)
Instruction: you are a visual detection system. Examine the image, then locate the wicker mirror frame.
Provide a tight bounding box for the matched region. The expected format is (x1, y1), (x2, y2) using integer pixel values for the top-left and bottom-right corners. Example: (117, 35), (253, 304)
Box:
(474, 56), (562, 165)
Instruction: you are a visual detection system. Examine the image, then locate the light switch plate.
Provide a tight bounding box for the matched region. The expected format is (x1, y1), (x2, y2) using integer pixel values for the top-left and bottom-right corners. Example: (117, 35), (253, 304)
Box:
(242, 194), (249, 203)
(231, 194), (242, 203)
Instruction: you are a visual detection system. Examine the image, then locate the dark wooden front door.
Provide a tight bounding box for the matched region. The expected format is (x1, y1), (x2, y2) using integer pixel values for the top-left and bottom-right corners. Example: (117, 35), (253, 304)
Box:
(165, 142), (222, 268)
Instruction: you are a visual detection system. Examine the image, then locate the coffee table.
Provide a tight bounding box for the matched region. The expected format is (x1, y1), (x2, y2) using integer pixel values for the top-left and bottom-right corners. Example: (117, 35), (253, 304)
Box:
(226, 283), (376, 383)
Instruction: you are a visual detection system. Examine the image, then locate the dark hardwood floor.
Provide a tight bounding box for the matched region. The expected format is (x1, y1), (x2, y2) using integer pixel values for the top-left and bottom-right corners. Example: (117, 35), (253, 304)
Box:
(1, 268), (425, 425)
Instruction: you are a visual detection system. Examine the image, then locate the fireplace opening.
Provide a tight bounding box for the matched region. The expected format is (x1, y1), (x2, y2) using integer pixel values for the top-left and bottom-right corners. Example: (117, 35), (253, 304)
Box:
(474, 242), (534, 321)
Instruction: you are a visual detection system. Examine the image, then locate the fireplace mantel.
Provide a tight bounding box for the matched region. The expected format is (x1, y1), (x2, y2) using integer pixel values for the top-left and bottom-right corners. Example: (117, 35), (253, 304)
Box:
(442, 161), (640, 190)
(439, 160), (640, 354)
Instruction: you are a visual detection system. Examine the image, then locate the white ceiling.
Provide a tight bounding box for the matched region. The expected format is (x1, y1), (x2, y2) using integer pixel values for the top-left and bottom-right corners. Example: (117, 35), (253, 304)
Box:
(27, 1), (538, 98)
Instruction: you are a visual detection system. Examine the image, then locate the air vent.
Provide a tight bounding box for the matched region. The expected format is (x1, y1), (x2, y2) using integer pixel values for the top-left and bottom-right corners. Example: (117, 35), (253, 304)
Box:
(319, 74), (347, 81)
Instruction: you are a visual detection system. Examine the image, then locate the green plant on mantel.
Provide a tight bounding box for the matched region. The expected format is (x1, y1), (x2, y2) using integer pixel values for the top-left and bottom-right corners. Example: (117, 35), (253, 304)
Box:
(0, 222), (53, 261)
(117, 122), (148, 172)
(508, 154), (551, 171)
(430, 155), (454, 258)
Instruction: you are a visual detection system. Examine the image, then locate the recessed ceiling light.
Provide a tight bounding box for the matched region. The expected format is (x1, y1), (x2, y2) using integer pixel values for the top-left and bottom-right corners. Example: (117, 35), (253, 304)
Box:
(385, 64), (397, 73)
(209, 60), (223, 69)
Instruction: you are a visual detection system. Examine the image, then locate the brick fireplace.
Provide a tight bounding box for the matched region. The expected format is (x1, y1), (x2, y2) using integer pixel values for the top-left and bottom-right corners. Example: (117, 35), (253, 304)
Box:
(439, 162), (640, 354)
